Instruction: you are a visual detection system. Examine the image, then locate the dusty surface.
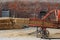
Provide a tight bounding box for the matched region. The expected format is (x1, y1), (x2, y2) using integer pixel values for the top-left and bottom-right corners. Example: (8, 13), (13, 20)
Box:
(0, 27), (60, 40)
(0, 27), (60, 38)
(0, 28), (60, 40)
(47, 28), (60, 38)
(0, 27), (36, 37)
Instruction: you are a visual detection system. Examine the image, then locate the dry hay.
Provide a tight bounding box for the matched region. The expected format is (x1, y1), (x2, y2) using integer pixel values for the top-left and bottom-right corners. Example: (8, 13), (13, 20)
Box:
(0, 18), (29, 29)
(14, 18), (29, 28)
(0, 18), (13, 29)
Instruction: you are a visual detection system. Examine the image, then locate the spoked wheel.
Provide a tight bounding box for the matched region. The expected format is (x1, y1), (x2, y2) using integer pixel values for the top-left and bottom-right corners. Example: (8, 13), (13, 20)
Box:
(40, 28), (49, 38)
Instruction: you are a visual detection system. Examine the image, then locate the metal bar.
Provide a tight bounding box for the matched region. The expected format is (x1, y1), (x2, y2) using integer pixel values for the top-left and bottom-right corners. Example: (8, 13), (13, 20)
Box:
(36, 26), (38, 37)
(41, 9), (55, 20)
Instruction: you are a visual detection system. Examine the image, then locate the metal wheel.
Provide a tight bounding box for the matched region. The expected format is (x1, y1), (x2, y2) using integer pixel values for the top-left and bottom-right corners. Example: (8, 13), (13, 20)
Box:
(40, 29), (49, 38)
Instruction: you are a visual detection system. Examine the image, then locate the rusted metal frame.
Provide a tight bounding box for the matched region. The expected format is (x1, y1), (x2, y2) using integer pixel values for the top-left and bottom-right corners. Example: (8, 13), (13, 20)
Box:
(41, 9), (55, 20)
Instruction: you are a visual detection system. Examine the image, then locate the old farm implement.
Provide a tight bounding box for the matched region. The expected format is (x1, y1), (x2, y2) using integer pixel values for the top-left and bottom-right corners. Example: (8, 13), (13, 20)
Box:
(28, 9), (59, 38)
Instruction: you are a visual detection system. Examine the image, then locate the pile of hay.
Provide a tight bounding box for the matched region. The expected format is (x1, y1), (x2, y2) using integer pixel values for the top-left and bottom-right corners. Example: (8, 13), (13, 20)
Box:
(0, 18), (29, 29)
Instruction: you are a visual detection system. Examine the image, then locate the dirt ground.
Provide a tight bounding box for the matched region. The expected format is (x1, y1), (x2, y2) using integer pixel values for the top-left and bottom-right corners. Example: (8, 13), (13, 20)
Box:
(0, 27), (60, 38)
